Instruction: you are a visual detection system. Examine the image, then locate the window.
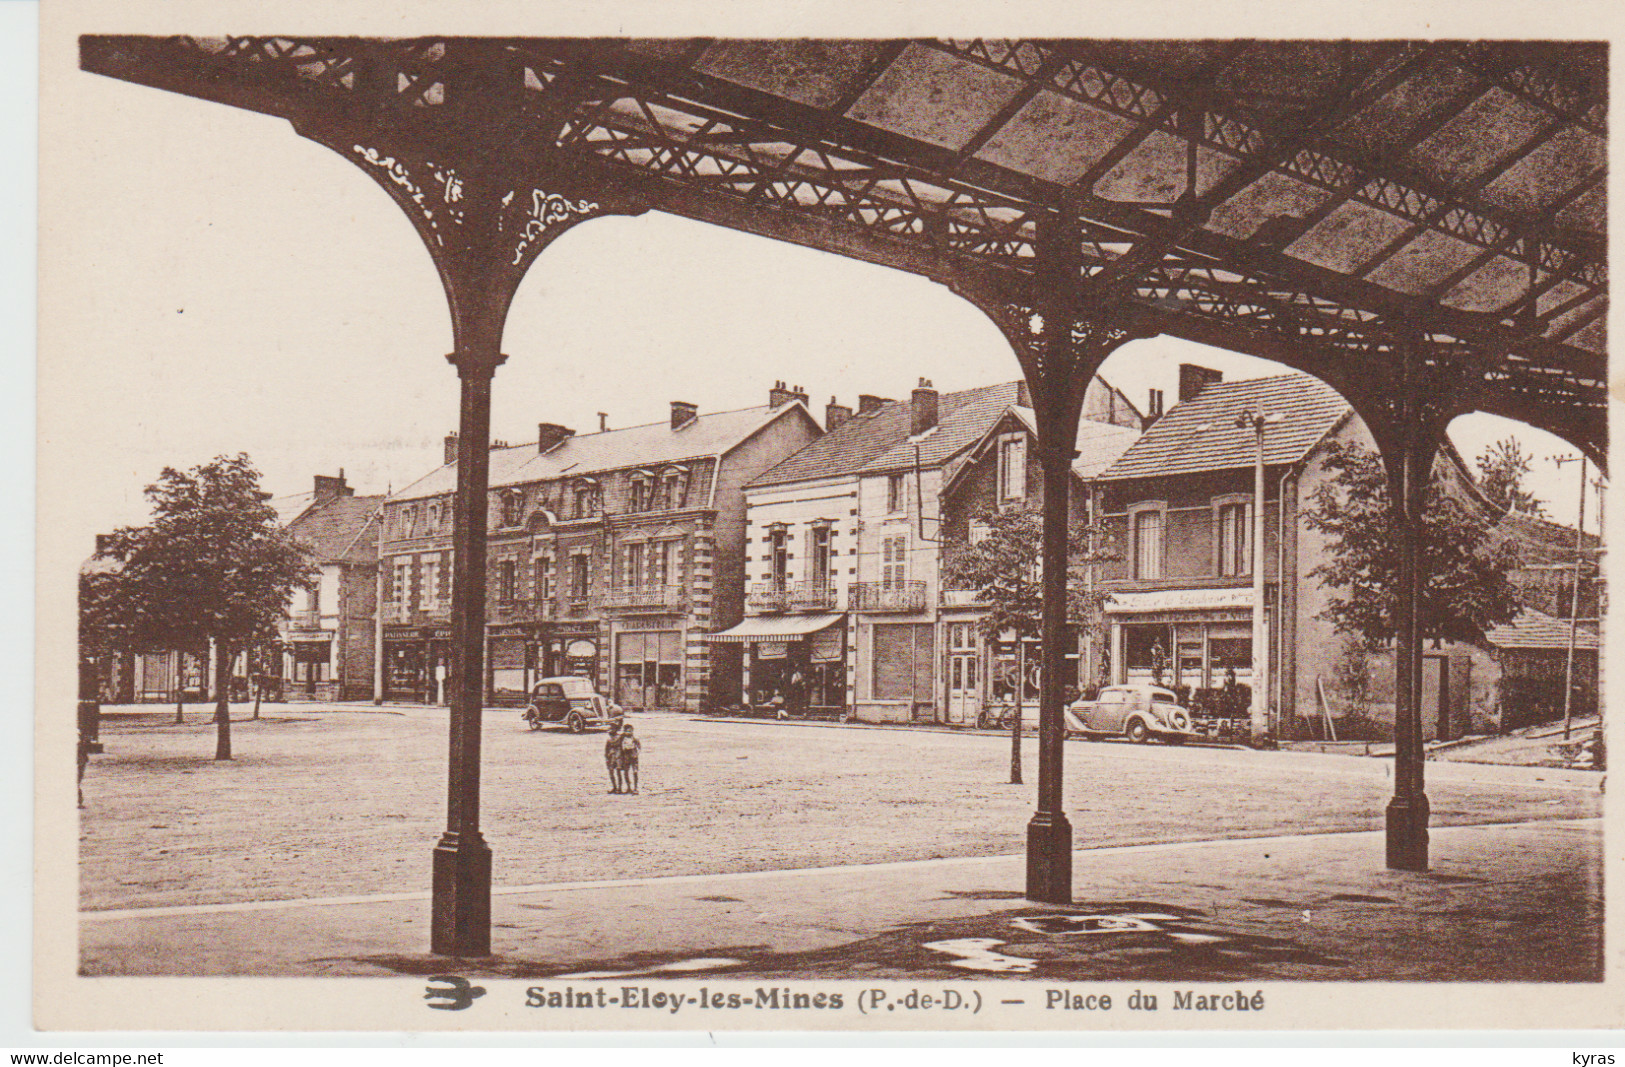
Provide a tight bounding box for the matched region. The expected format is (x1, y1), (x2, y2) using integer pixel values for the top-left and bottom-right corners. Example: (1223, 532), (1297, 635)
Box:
(426, 502), (441, 532)
(422, 558), (441, 603)
(534, 555), (552, 603)
(392, 559), (411, 604)
(571, 480), (598, 519)
(768, 526), (788, 590)
(652, 540), (673, 587)
(570, 554), (590, 600)
(660, 470), (688, 510)
(625, 542), (645, 589)
(1132, 509), (1164, 580)
(887, 473), (906, 514)
(630, 477), (650, 512)
(997, 435), (1027, 501)
(809, 524), (832, 585)
(496, 558), (517, 601)
(968, 519), (991, 545)
(882, 535), (907, 587)
(501, 491), (524, 528)
(1216, 501), (1250, 576)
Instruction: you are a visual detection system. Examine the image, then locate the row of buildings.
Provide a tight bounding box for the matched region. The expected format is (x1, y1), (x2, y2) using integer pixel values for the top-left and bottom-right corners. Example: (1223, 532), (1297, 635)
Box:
(95, 369), (1601, 740)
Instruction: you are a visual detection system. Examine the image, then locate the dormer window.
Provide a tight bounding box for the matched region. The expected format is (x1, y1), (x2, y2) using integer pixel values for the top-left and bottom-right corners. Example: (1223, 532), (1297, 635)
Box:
(658, 467), (689, 510)
(426, 502), (441, 533)
(570, 479), (600, 519)
(630, 475), (651, 513)
(997, 434), (1027, 502)
(500, 489), (524, 528)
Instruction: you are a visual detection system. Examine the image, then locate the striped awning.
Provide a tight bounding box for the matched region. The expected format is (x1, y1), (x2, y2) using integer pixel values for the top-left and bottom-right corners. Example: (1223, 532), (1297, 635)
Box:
(705, 614), (844, 643)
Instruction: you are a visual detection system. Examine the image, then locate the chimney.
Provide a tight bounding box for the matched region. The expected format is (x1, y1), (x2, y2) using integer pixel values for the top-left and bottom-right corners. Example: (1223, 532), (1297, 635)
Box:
(1178, 363), (1223, 402)
(858, 394), (893, 416)
(1144, 389), (1165, 430)
(490, 438), (510, 450)
(769, 380), (809, 408)
(313, 472), (351, 504)
(597, 412), (608, 432)
(825, 396), (853, 432)
(911, 377), (939, 436)
(94, 533), (112, 556)
(444, 432), (459, 466)
(537, 422), (574, 452)
(671, 400), (698, 429)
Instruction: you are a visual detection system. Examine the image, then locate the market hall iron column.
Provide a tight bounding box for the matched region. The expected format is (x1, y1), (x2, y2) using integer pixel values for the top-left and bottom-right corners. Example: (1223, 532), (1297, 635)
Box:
(283, 48), (647, 954)
(953, 205), (1154, 904)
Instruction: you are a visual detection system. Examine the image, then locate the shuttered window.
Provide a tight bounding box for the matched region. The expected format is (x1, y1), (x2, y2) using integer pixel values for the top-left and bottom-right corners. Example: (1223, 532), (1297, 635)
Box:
(873, 623), (934, 702)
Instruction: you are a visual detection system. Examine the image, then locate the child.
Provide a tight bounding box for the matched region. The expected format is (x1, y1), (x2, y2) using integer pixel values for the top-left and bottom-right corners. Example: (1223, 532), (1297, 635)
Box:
(604, 722), (624, 794)
(618, 723), (642, 794)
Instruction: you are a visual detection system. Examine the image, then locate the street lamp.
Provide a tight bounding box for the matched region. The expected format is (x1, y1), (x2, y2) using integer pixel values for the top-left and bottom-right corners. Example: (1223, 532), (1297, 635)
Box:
(1236, 410), (1284, 740)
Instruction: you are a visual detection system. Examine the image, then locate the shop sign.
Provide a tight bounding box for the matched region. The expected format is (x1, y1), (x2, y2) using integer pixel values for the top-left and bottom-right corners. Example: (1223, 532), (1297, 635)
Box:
(756, 641), (789, 659)
(1106, 588), (1255, 614)
(809, 628), (843, 662)
(566, 639), (597, 658)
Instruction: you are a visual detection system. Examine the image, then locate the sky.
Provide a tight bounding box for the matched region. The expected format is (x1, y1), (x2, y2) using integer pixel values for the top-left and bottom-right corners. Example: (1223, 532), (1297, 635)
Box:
(44, 34), (1603, 560)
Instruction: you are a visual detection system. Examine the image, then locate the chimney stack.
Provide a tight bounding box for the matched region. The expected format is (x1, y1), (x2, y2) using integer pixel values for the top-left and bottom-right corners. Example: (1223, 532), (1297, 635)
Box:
(598, 412), (608, 432)
(671, 400), (698, 429)
(1178, 363), (1223, 402)
(1144, 389), (1165, 430)
(537, 422), (575, 452)
(825, 396), (853, 432)
(313, 472), (351, 504)
(911, 377), (939, 436)
(444, 432), (459, 466)
(769, 380), (810, 408)
(94, 533), (112, 556)
(858, 394), (892, 416)
(490, 438), (510, 450)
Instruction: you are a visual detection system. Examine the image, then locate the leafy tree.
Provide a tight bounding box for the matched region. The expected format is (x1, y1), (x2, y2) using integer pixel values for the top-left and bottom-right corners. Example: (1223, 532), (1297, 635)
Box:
(941, 506), (1117, 783)
(1475, 436), (1546, 517)
(97, 455), (315, 759)
(1303, 441), (1522, 649)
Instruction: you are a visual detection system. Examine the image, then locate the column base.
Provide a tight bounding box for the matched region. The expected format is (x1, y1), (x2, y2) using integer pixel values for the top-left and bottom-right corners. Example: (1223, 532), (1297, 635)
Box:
(1385, 793), (1430, 871)
(1025, 811), (1073, 904)
(431, 831), (493, 956)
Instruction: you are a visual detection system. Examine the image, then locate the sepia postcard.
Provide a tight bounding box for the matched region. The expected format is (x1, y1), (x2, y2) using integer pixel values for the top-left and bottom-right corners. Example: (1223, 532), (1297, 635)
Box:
(32, 0), (1625, 1037)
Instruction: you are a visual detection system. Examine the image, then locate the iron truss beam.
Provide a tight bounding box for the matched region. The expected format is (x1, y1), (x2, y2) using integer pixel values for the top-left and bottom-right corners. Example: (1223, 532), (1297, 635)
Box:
(79, 34), (1606, 460)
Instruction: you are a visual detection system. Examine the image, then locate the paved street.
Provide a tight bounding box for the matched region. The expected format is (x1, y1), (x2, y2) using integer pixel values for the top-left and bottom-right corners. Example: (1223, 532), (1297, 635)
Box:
(81, 704), (1600, 917)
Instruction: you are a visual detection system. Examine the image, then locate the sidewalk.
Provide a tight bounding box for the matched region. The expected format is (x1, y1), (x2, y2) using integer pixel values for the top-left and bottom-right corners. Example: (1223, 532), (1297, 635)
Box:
(80, 816), (1602, 982)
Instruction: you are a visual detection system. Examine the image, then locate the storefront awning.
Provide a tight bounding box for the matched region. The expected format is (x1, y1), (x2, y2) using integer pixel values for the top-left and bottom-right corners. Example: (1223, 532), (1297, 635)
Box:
(1105, 588), (1256, 614)
(705, 614), (845, 643)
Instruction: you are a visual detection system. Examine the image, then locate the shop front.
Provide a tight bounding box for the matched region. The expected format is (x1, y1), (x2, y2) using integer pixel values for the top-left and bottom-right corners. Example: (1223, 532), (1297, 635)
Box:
(284, 636), (337, 702)
(613, 628), (683, 710)
(481, 625), (602, 706)
(1104, 587), (1262, 721)
(384, 626), (450, 704)
(706, 613), (847, 718)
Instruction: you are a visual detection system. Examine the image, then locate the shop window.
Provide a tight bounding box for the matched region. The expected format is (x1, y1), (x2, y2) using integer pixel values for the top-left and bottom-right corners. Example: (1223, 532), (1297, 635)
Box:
(1131, 507), (1164, 580)
(616, 630), (682, 707)
(887, 473), (905, 514)
(997, 435), (1026, 502)
(1216, 500), (1250, 576)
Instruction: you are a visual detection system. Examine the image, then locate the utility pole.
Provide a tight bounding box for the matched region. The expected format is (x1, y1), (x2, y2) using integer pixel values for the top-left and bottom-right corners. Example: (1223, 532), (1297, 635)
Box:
(1236, 410), (1283, 740)
(1553, 455), (1588, 741)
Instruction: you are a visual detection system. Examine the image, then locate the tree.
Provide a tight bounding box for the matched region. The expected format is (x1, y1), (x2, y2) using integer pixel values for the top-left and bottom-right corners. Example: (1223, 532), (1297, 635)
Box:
(97, 455), (316, 759)
(941, 505), (1118, 784)
(1475, 436), (1546, 517)
(1303, 441), (1522, 649)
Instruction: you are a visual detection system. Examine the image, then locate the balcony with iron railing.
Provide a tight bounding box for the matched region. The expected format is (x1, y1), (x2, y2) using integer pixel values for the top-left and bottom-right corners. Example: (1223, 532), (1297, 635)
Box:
(747, 580), (837, 613)
(599, 584), (686, 614)
(850, 580), (927, 613)
(288, 609), (325, 631)
(383, 600), (452, 626)
(488, 598), (555, 624)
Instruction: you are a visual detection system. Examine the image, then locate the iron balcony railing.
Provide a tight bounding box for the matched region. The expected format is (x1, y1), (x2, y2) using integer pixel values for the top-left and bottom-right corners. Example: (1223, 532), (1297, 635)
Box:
(850, 580), (927, 613)
(748, 581), (837, 613)
(599, 584), (686, 613)
(488, 599), (555, 624)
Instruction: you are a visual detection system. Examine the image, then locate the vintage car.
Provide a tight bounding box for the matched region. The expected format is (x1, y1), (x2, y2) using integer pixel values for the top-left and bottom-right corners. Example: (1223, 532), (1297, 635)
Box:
(1065, 684), (1196, 744)
(521, 676), (623, 733)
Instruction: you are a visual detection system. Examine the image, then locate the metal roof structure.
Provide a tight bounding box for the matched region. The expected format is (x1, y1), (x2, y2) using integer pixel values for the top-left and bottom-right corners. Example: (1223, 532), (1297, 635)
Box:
(81, 36), (1607, 464)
